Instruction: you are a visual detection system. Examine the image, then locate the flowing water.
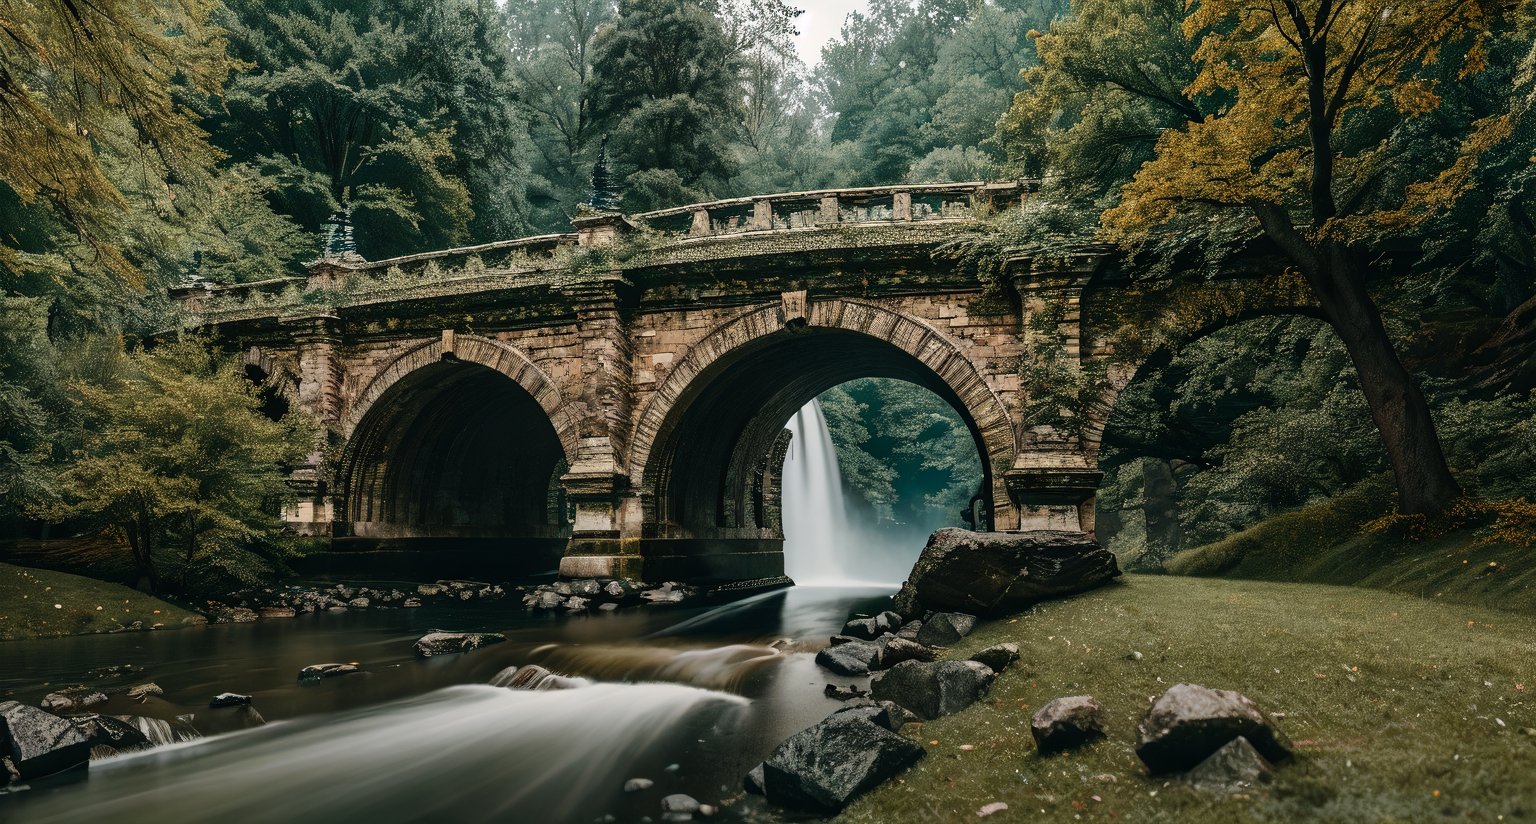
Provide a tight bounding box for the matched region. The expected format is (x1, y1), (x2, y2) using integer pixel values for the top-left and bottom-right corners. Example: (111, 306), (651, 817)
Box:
(782, 399), (923, 587)
(1, 397), (922, 823)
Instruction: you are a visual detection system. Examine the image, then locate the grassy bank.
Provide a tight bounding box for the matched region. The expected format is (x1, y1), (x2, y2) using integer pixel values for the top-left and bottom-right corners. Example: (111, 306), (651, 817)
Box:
(840, 575), (1536, 823)
(0, 562), (205, 641)
(1163, 488), (1536, 613)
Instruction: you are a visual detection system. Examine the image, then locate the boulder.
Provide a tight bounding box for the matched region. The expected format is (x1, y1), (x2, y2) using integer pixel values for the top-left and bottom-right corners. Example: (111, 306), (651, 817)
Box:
(839, 617), (881, 641)
(893, 529), (1120, 617)
(40, 689), (107, 714)
(875, 636), (938, 668)
(828, 634), (862, 647)
(761, 712), (925, 812)
(73, 715), (152, 758)
(914, 612), (976, 646)
(870, 659), (995, 720)
(208, 692), (252, 709)
(815, 641), (882, 676)
(743, 763), (766, 795)
(873, 611), (903, 634)
(895, 621), (923, 641)
(0, 700), (92, 779)
(1031, 696), (1107, 753)
(969, 643), (1020, 674)
(298, 663), (362, 681)
(1184, 736), (1276, 793)
(413, 631), (507, 657)
(833, 700), (916, 732)
(1135, 684), (1291, 774)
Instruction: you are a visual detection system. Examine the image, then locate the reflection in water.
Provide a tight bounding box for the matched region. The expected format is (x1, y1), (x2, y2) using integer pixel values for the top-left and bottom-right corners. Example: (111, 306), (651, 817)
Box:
(1, 585), (902, 822)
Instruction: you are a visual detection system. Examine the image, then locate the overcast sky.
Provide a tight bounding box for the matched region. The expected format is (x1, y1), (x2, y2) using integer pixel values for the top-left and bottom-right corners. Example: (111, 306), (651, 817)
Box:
(790, 0), (866, 67)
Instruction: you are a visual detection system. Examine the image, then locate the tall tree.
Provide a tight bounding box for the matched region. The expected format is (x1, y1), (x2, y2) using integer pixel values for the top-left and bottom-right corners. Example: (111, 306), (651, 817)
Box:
(512, 0), (615, 228)
(33, 340), (314, 592)
(590, 0), (744, 210)
(1101, 0), (1519, 515)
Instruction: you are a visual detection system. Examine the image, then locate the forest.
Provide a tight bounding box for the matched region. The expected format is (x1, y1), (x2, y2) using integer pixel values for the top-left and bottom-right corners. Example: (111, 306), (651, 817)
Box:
(1, 0), (1534, 594)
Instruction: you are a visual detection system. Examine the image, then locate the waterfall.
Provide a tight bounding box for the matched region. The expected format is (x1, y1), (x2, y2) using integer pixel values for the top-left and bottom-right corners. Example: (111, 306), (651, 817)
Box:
(782, 400), (900, 587)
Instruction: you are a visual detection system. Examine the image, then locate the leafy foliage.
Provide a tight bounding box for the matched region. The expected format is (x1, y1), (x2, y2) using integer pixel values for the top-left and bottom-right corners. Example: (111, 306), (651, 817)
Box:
(30, 340), (315, 593)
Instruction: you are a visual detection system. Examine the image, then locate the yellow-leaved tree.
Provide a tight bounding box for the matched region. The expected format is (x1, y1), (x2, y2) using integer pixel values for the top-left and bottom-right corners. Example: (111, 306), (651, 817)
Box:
(1105, 0), (1520, 515)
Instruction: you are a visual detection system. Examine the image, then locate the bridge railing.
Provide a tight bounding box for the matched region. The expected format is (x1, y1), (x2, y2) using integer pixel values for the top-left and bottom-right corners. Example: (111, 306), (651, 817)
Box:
(172, 181), (1038, 320)
(631, 180), (1036, 240)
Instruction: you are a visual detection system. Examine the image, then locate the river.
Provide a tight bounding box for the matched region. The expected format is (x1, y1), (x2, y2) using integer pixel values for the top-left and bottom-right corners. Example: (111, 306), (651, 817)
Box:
(2, 400), (922, 823)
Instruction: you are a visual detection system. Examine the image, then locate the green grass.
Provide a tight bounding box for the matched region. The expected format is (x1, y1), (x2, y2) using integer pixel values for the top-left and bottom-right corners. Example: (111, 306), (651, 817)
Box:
(0, 562), (204, 641)
(839, 575), (1536, 824)
(1164, 488), (1536, 614)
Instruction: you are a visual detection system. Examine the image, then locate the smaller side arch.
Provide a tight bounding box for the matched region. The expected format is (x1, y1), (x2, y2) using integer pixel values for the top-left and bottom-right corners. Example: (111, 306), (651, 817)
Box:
(1079, 274), (1326, 459)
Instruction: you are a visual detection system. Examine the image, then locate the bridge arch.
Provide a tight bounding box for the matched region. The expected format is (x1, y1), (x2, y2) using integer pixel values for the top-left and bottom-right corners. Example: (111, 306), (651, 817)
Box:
(1079, 275), (1325, 462)
(627, 298), (1016, 580)
(333, 335), (578, 573)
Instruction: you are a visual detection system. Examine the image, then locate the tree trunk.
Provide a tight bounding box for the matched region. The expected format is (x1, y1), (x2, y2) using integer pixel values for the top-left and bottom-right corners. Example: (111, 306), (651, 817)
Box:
(1141, 457), (1183, 569)
(1251, 206), (1463, 516)
(1310, 244), (1463, 515)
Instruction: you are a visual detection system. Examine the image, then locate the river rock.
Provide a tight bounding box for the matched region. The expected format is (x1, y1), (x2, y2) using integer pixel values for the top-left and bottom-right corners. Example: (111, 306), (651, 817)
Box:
(40, 689), (107, 714)
(417, 583), (445, 597)
(570, 579), (603, 597)
(744, 763), (766, 795)
(502, 665), (584, 691)
(1185, 736), (1276, 793)
(73, 714), (153, 758)
(969, 643), (1020, 673)
(535, 590), (566, 609)
(823, 684), (868, 701)
(209, 692), (252, 708)
(870, 659), (995, 720)
(348, 597), (370, 608)
(893, 529), (1121, 617)
(1031, 696), (1107, 753)
(914, 612), (976, 646)
(624, 777), (654, 793)
(875, 636), (938, 668)
(565, 596), (590, 611)
(413, 631), (507, 657)
(1135, 684), (1292, 774)
(815, 641), (882, 676)
(298, 663), (362, 681)
(125, 682), (163, 700)
(258, 606), (296, 619)
(761, 712), (926, 812)
(402, 597), (422, 608)
(833, 699), (916, 732)
(210, 604), (258, 623)
(839, 617), (882, 641)
(661, 793), (700, 814)
(0, 700), (92, 780)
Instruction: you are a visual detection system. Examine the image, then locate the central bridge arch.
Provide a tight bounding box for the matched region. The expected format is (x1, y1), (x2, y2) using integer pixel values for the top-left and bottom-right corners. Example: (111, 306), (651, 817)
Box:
(621, 297), (1016, 581)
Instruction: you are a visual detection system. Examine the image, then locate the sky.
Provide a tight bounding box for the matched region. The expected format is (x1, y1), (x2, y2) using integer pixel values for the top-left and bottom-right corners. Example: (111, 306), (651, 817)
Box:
(790, 0), (867, 67)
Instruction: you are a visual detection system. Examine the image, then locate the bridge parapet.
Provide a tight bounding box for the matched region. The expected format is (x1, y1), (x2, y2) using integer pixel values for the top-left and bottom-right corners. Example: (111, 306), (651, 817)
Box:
(632, 180), (1035, 240)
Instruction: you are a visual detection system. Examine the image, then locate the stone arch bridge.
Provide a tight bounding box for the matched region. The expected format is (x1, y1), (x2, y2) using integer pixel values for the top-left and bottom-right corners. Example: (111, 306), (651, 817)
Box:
(176, 182), (1314, 584)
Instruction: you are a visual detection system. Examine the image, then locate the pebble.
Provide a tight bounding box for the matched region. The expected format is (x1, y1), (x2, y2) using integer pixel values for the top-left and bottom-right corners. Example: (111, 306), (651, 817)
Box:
(624, 778), (654, 793)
